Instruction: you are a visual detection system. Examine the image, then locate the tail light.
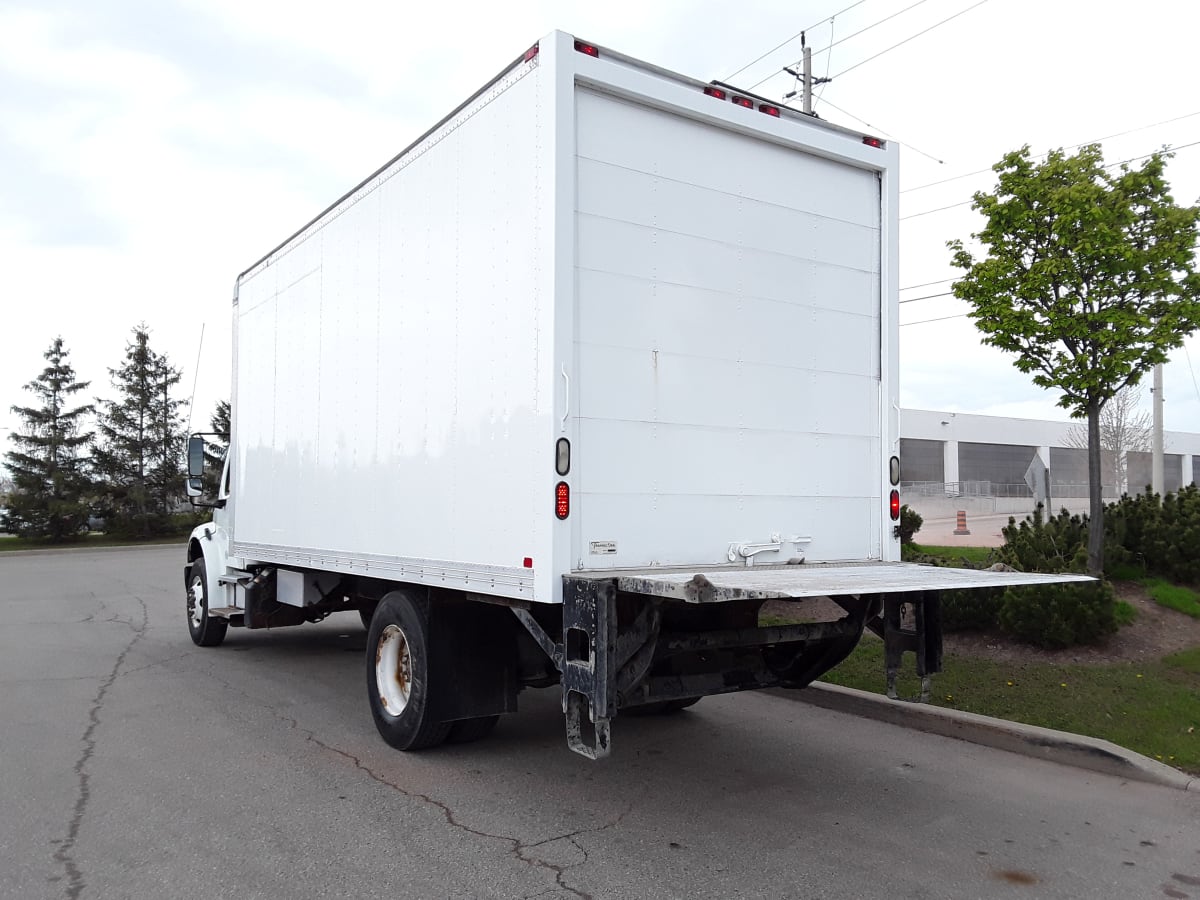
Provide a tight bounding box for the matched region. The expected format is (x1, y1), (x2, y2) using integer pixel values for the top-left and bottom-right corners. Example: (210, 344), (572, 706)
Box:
(889, 490), (901, 520)
(556, 482), (570, 519)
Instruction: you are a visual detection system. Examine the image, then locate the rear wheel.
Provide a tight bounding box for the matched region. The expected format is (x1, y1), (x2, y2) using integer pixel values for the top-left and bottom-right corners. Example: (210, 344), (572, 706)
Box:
(186, 558), (227, 647)
(366, 589), (450, 751)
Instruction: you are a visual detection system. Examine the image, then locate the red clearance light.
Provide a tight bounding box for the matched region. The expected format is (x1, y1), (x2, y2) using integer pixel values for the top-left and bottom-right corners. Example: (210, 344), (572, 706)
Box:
(732, 95), (753, 108)
(889, 490), (901, 520)
(523, 557), (534, 569)
(703, 86), (727, 100)
(555, 482), (570, 519)
(759, 103), (781, 117)
(863, 136), (884, 148)
(574, 40), (599, 57)
(524, 44), (540, 62)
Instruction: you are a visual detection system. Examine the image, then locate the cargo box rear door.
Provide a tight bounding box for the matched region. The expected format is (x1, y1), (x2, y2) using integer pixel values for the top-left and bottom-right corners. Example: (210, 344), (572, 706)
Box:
(572, 88), (883, 571)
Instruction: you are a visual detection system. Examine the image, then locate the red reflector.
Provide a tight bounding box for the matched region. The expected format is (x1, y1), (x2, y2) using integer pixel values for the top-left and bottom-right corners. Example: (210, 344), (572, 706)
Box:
(524, 44), (539, 62)
(889, 490), (901, 520)
(555, 482), (570, 519)
(863, 136), (883, 148)
(523, 557), (533, 569)
(574, 40), (599, 57)
(703, 86), (727, 100)
(758, 104), (780, 117)
(732, 96), (753, 108)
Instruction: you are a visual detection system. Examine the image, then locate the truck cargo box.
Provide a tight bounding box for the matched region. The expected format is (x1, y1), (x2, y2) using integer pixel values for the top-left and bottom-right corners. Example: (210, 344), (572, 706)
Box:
(230, 31), (899, 605)
(185, 32), (1091, 759)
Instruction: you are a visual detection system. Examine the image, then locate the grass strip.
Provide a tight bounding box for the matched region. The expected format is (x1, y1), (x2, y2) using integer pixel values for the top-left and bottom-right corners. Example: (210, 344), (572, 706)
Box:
(822, 635), (1200, 775)
(1142, 578), (1200, 619)
(908, 544), (994, 566)
(0, 534), (185, 552)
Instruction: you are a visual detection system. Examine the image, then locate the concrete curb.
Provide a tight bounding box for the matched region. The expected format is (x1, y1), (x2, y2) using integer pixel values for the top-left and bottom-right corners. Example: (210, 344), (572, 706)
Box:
(773, 682), (1198, 792)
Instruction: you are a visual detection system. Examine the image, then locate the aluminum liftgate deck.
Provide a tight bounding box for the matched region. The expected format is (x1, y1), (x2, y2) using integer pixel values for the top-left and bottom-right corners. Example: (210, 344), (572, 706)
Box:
(514, 563), (1094, 758)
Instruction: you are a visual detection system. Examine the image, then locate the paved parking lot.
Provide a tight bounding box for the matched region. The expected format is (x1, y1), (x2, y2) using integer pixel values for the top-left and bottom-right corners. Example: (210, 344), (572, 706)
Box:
(2, 544), (1197, 899)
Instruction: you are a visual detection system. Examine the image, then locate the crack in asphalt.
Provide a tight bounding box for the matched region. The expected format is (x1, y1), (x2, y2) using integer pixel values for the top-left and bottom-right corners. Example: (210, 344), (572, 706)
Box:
(279, 710), (626, 900)
(52, 593), (149, 900)
(195, 662), (623, 900)
(299, 726), (620, 900)
(121, 651), (195, 677)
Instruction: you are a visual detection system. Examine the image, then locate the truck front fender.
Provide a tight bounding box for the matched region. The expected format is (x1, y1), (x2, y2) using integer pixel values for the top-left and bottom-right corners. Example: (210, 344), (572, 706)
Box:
(186, 522), (231, 616)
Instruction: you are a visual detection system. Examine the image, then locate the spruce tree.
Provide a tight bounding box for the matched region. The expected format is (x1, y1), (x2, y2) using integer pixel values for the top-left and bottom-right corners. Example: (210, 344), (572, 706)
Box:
(3, 337), (94, 540)
(201, 400), (230, 497)
(93, 326), (188, 536)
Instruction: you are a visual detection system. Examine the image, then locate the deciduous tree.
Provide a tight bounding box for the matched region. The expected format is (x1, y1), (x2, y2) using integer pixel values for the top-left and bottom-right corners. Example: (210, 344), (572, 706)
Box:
(1065, 384), (1151, 495)
(949, 145), (1200, 574)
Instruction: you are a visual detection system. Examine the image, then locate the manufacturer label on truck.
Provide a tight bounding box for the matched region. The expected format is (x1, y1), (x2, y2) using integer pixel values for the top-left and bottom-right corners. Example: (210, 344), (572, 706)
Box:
(589, 541), (618, 555)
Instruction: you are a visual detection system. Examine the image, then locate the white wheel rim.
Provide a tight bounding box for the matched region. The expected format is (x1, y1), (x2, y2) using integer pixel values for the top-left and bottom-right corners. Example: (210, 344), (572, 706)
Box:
(188, 574), (205, 628)
(375, 624), (412, 716)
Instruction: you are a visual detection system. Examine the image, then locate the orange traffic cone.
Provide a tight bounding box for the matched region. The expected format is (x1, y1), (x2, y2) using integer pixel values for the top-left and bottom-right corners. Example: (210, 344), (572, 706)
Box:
(953, 510), (971, 535)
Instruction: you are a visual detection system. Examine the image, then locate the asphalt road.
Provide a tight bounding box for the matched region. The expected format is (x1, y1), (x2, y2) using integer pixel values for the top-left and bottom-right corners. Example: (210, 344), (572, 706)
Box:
(2, 545), (1197, 900)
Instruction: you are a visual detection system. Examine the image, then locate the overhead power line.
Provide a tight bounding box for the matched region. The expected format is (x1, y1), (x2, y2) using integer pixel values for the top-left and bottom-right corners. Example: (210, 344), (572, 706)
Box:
(748, 0), (932, 93)
(1184, 343), (1200, 406)
(811, 0), (934, 60)
(815, 96), (945, 164)
(900, 312), (970, 327)
(902, 109), (1200, 194)
(831, 0), (990, 80)
(900, 139), (1200, 222)
(900, 200), (970, 221)
(899, 290), (954, 304)
(900, 277), (956, 291)
(725, 0), (869, 82)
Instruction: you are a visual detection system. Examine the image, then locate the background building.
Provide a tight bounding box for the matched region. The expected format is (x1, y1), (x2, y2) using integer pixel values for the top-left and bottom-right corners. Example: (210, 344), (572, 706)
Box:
(900, 408), (1200, 521)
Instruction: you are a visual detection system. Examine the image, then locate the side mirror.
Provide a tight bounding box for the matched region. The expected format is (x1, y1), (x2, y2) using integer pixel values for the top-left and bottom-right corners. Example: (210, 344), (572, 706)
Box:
(187, 435), (205, 478)
(186, 476), (204, 498)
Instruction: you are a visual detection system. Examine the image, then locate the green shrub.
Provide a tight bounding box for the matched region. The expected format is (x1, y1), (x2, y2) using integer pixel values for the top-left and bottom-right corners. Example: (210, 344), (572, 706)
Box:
(997, 581), (1118, 649)
(993, 488), (1200, 585)
(898, 504), (923, 545)
(996, 504), (1088, 574)
(941, 588), (1002, 631)
(1104, 486), (1200, 584)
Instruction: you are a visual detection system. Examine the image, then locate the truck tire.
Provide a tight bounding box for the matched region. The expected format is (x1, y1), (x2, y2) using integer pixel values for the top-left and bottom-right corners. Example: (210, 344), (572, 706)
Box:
(186, 557), (228, 647)
(366, 590), (451, 751)
(446, 715), (500, 744)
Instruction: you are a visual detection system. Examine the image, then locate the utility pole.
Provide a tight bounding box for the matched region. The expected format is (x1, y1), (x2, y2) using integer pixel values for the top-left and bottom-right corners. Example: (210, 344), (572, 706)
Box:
(1152, 363), (1165, 494)
(783, 33), (830, 116)
(802, 33), (813, 115)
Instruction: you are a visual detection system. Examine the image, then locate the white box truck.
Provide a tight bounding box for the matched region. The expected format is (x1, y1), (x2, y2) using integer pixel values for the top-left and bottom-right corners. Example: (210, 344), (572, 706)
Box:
(184, 31), (1088, 758)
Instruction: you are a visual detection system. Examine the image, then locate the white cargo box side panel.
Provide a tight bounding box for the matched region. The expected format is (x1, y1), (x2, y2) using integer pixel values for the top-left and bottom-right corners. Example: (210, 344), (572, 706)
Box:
(231, 58), (552, 600)
(572, 88), (884, 570)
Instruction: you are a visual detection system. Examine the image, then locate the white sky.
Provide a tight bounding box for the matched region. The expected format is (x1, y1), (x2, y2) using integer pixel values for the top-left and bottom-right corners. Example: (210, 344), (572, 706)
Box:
(4, 0), (1200, 458)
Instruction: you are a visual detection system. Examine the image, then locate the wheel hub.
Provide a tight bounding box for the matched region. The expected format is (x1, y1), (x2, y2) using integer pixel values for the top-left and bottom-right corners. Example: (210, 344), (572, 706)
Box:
(375, 624), (412, 716)
(188, 575), (204, 627)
